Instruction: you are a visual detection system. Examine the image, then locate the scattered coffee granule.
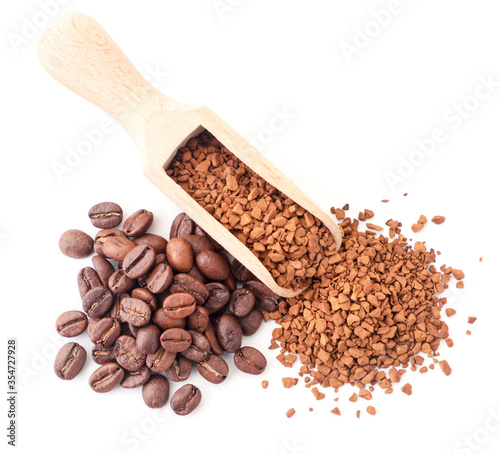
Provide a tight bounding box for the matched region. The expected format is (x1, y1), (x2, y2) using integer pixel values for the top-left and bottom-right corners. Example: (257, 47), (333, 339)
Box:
(381, 199), (389, 203)
(445, 308), (456, 317)
(466, 330), (471, 335)
(452, 269), (465, 280)
(456, 281), (464, 289)
(282, 377), (299, 388)
(359, 389), (372, 400)
(401, 383), (412, 395)
(342, 204), (350, 211)
(419, 366), (428, 373)
(311, 387), (325, 400)
(429, 363), (435, 370)
(309, 407), (314, 411)
(445, 338), (454, 347)
(432, 216), (446, 225)
(364, 209), (374, 219)
(286, 408), (296, 418)
(411, 223), (424, 233)
(167, 130), (339, 291)
(356, 410), (361, 418)
(468, 317), (477, 324)
(479, 257), (483, 262)
(261, 380), (269, 389)
(439, 360), (452, 376)
(349, 393), (358, 402)
(366, 406), (376, 415)
(331, 407), (341, 416)
(335, 208), (346, 221)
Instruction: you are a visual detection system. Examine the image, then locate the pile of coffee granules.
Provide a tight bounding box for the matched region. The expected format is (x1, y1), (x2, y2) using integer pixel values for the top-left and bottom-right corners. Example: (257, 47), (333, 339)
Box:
(265, 207), (466, 416)
(167, 130), (338, 292)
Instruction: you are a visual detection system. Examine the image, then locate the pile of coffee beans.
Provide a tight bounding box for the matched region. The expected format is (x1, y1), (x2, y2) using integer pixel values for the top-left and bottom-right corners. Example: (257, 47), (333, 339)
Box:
(54, 202), (271, 415)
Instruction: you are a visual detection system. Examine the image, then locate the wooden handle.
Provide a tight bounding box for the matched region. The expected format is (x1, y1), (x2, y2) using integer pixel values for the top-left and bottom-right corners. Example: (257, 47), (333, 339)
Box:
(37, 12), (182, 155)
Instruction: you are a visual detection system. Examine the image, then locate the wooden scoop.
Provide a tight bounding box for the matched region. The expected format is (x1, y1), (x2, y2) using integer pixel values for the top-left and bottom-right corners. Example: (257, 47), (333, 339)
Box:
(38, 12), (342, 298)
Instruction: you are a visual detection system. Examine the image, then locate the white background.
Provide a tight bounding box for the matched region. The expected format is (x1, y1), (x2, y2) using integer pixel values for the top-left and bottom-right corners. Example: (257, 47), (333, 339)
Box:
(2, 1), (500, 453)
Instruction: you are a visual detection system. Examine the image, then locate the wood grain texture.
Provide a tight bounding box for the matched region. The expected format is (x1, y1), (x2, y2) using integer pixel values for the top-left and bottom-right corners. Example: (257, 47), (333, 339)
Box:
(38, 13), (342, 298)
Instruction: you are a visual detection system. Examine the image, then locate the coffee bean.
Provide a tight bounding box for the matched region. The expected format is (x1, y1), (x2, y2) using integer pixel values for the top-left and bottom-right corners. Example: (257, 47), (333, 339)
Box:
(228, 288), (255, 318)
(146, 347), (176, 373)
(108, 269), (136, 294)
(56, 310), (88, 337)
(91, 343), (115, 365)
(77, 267), (103, 298)
(152, 308), (186, 330)
(197, 354), (228, 384)
(123, 244), (156, 279)
(134, 233), (168, 254)
(222, 273), (237, 292)
(94, 229), (126, 256)
(234, 346), (267, 375)
(187, 263), (208, 283)
(136, 325), (161, 354)
(54, 342), (87, 380)
(131, 288), (157, 312)
(166, 237), (193, 272)
(216, 314), (242, 353)
(109, 292), (129, 321)
(114, 335), (146, 371)
(82, 287), (114, 318)
(204, 283), (230, 314)
(89, 362), (124, 393)
(244, 280), (282, 312)
(154, 253), (167, 266)
(103, 236), (136, 261)
(160, 328), (192, 353)
(239, 306), (264, 336)
(204, 321), (224, 355)
(170, 274), (209, 305)
(128, 322), (142, 338)
(92, 256), (115, 288)
(146, 263), (173, 294)
(231, 258), (254, 282)
(163, 293), (196, 319)
(182, 234), (214, 256)
(120, 298), (151, 327)
(121, 366), (151, 389)
(180, 331), (210, 362)
(170, 212), (194, 239)
(187, 306), (209, 333)
(170, 384), (201, 416)
(143, 374), (170, 408)
(59, 229), (94, 258)
(123, 209), (154, 237)
(89, 317), (121, 347)
(88, 202), (123, 229)
(196, 250), (230, 281)
(194, 225), (223, 251)
(165, 356), (192, 382)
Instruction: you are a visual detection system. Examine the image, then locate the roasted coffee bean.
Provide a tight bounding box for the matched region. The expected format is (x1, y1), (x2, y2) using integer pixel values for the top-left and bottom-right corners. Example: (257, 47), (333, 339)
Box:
(88, 202), (123, 229)
(128, 323), (142, 338)
(170, 212), (194, 239)
(56, 310), (88, 337)
(103, 235), (136, 261)
(89, 317), (121, 347)
(77, 267), (103, 298)
(109, 292), (129, 321)
(182, 234), (214, 256)
(92, 255), (115, 288)
(205, 320), (224, 355)
(114, 335), (146, 371)
(196, 250), (230, 281)
(54, 342), (87, 380)
(165, 356), (192, 382)
(142, 374), (170, 408)
(154, 253), (167, 266)
(194, 225), (223, 251)
(120, 297), (151, 327)
(136, 324), (161, 354)
(239, 306), (264, 336)
(108, 269), (136, 294)
(197, 354), (228, 384)
(59, 229), (94, 258)
(160, 328), (192, 353)
(187, 306), (209, 333)
(228, 288), (255, 318)
(222, 273), (237, 292)
(94, 229), (126, 256)
(121, 366), (151, 389)
(91, 343), (115, 365)
(134, 233), (167, 254)
(234, 346), (267, 375)
(166, 237), (193, 272)
(87, 316), (99, 337)
(146, 347), (176, 373)
(82, 287), (114, 318)
(216, 314), (242, 353)
(244, 280), (282, 312)
(170, 384), (201, 416)
(146, 263), (173, 294)
(204, 283), (230, 314)
(187, 264), (208, 283)
(152, 308), (186, 330)
(89, 362), (124, 393)
(123, 209), (154, 237)
(180, 331), (210, 362)
(231, 258), (254, 282)
(123, 244), (156, 279)
(170, 274), (209, 305)
(163, 293), (196, 319)
(131, 288), (157, 312)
